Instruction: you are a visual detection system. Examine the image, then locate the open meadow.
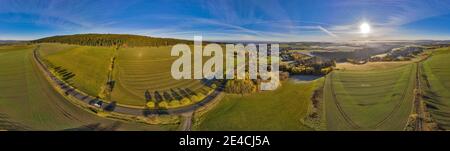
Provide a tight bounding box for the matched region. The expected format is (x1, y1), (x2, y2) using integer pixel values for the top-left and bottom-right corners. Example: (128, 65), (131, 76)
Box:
(195, 80), (321, 131)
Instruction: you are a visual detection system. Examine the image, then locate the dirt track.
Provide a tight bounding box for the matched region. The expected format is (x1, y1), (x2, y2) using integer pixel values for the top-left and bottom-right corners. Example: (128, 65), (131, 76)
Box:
(328, 73), (361, 129)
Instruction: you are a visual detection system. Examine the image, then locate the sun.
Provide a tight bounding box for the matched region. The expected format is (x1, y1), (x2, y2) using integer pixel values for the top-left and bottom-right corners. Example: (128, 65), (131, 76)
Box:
(360, 22), (371, 34)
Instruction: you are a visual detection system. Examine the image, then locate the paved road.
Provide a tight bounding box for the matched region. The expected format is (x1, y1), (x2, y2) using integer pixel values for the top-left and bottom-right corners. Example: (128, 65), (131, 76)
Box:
(33, 47), (223, 117)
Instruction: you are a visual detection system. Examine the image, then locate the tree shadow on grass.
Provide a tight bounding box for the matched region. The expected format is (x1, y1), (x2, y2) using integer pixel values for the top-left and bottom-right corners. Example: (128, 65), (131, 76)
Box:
(170, 89), (182, 100)
(185, 88), (196, 96)
(423, 90), (443, 111)
(144, 90), (152, 102)
(0, 113), (31, 131)
(154, 91), (163, 102)
(177, 88), (190, 98)
(62, 122), (122, 131)
(62, 73), (75, 81)
(53, 66), (76, 82)
(162, 91), (173, 101)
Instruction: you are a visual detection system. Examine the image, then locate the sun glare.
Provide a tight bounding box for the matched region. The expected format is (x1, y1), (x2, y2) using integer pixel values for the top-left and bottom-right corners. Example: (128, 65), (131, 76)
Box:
(360, 22), (371, 34)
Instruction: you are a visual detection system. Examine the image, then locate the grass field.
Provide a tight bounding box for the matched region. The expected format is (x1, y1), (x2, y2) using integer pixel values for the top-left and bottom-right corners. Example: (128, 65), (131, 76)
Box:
(336, 62), (413, 71)
(111, 47), (210, 106)
(39, 43), (114, 97)
(420, 47), (450, 130)
(195, 80), (321, 131)
(324, 64), (416, 130)
(0, 45), (167, 130)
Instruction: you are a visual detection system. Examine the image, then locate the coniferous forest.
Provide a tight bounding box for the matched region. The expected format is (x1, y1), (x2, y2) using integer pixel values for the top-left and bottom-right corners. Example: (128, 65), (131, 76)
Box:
(32, 34), (193, 47)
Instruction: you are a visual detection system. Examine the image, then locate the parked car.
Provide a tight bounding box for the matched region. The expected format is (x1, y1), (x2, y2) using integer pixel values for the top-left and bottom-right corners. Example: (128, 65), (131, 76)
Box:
(94, 100), (103, 108)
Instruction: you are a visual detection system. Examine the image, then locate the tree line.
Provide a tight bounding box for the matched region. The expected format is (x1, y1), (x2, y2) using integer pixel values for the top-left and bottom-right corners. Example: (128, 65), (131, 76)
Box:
(281, 56), (335, 75)
(32, 34), (193, 47)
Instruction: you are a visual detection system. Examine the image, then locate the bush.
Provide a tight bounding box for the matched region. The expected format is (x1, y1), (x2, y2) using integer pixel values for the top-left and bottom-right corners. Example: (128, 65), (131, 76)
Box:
(96, 111), (109, 117)
(169, 100), (181, 108)
(158, 101), (169, 109)
(197, 93), (206, 99)
(146, 101), (155, 108)
(211, 83), (217, 89)
(321, 67), (332, 75)
(279, 72), (290, 81)
(191, 96), (199, 102)
(224, 79), (256, 94)
(207, 88), (214, 95)
(191, 93), (206, 102)
(180, 98), (191, 105)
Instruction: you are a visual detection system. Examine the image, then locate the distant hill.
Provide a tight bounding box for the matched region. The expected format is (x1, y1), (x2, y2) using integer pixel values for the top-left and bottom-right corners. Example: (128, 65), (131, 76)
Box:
(0, 40), (27, 44)
(32, 34), (193, 47)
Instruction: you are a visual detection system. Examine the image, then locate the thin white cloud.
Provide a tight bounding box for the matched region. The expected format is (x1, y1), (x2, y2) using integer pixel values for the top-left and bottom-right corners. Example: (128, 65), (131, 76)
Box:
(317, 26), (338, 38)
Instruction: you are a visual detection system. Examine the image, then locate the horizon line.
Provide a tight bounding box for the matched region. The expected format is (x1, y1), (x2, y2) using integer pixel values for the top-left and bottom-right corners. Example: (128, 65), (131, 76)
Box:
(2, 33), (450, 43)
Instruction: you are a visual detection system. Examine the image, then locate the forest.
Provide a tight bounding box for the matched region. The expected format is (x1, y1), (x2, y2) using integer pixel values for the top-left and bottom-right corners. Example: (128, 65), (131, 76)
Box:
(32, 34), (193, 47)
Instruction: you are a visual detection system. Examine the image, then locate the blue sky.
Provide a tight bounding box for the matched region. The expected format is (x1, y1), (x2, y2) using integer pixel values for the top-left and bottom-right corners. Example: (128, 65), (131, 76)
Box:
(1, 0), (450, 41)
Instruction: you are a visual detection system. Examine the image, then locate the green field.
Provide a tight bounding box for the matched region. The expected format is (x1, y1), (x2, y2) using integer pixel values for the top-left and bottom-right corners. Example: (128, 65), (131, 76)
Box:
(324, 64), (416, 130)
(111, 47), (210, 106)
(420, 47), (450, 130)
(39, 43), (114, 97)
(196, 80), (320, 131)
(0, 45), (166, 130)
